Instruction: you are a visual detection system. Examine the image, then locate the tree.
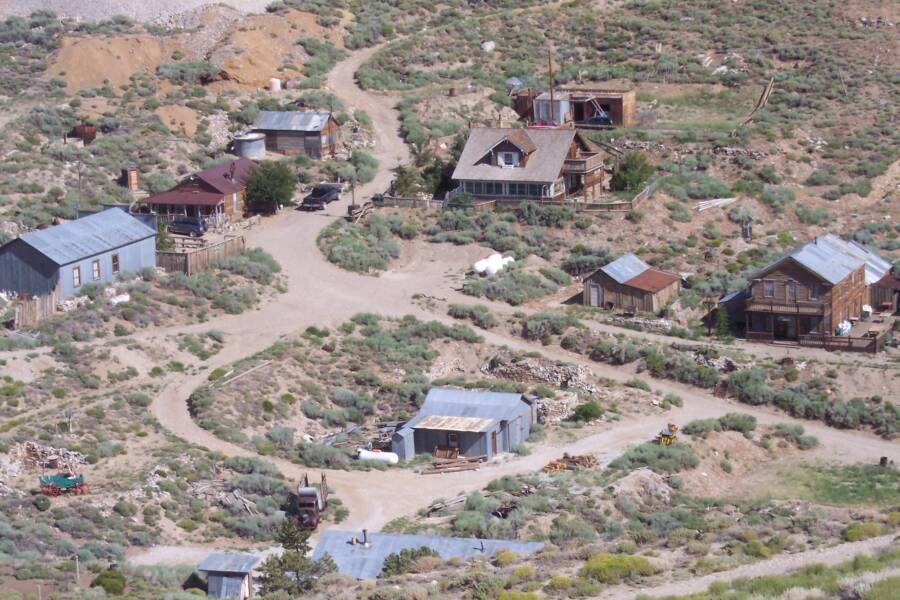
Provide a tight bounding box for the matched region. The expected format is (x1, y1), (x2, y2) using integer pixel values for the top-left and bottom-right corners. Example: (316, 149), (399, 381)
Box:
(246, 161), (297, 213)
(156, 219), (174, 251)
(610, 151), (655, 192)
(714, 308), (730, 338)
(256, 520), (336, 596)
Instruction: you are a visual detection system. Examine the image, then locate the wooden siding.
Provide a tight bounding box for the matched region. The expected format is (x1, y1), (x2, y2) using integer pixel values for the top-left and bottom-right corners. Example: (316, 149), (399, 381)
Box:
(258, 117), (338, 159)
(13, 287), (58, 328)
(871, 283), (899, 313)
(748, 259), (834, 331)
(582, 269), (680, 313)
(156, 236), (245, 276)
(0, 239), (59, 297)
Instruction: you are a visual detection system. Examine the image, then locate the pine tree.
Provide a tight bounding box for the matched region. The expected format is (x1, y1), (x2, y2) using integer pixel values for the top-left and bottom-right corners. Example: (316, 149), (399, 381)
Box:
(715, 308), (730, 338)
(256, 519), (335, 596)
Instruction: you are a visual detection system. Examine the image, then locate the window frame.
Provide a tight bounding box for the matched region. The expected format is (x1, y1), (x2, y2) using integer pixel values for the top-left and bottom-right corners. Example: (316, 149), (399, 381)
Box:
(91, 259), (101, 281)
(763, 281), (774, 298)
(786, 282), (796, 302)
(111, 253), (120, 274)
(447, 432), (459, 448)
(72, 266), (81, 288)
(808, 284), (818, 300)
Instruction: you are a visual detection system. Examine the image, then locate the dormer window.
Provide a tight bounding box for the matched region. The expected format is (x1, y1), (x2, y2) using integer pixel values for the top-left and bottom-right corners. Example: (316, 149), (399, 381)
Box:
(499, 151), (519, 167)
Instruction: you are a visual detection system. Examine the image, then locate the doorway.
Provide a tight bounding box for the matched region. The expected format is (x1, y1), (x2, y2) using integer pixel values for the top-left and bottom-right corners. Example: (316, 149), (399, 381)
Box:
(774, 315), (797, 340)
(589, 284), (601, 307)
(491, 431), (498, 455)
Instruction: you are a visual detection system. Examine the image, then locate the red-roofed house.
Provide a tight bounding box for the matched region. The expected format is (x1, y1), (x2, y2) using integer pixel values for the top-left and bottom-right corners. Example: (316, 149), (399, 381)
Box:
(582, 253), (681, 313)
(141, 158), (255, 226)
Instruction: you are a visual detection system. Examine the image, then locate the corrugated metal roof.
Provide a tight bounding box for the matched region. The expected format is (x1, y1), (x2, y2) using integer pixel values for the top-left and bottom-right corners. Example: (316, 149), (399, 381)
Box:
(623, 268), (680, 293)
(312, 531), (543, 580)
(252, 111), (331, 132)
(413, 415), (496, 433)
(755, 234), (890, 285)
(198, 553), (258, 574)
(600, 253), (649, 284)
(398, 388), (527, 437)
(719, 288), (750, 304)
(451, 127), (576, 183)
(19, 209), (155, 266)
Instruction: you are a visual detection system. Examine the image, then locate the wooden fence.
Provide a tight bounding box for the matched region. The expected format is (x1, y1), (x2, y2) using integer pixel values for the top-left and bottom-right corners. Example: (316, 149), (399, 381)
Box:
(13, 290), (58, 329)
(798, 333), (884, 354)
(157, 235), (246, 276)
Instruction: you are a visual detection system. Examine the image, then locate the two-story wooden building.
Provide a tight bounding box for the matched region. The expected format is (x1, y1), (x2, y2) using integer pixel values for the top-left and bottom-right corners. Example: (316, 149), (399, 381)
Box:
(449, 127), (608, 203)
(745, 234), (890, 341)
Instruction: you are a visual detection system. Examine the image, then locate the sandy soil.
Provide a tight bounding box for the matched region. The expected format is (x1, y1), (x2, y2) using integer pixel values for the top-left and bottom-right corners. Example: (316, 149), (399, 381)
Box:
(0, 0), (273, 22)
(156, 105), (199, 137)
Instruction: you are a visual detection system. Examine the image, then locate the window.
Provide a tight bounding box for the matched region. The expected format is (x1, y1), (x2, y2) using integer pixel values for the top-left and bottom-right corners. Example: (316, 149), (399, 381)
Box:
(72, 266), (81, 288)
(528, 184), (541, 197)
(509, 183), (528, 196)
(111, 253), (120, 274)
(809, 284), (818, 300)
(763, 281), (774, 298)
(787, 282), (796, 301)
(91, 259), (101, 281)
(447, 432), (459, 448)
(473, 182), (484, 195)
(499, 151), (518, 167)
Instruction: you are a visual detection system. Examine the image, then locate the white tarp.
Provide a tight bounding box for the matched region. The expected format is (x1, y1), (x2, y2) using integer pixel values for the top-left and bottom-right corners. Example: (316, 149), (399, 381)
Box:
(473, 253), (514, 276)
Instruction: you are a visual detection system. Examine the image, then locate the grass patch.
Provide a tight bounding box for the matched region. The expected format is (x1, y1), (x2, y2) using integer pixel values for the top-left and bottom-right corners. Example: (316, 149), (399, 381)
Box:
(779, 464), (899, 508)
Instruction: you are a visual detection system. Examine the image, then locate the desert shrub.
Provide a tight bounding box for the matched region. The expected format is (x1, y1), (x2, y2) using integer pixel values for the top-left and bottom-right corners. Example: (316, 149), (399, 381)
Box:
(267, 426), (295, 448)
(516, 202), (575, 227)
(573, 401), (604, 422)
(561, 245), (614, 275)
(223, 456), (282, 478)
(580, 553), (657, 583)
(761, 185), (795, 211)
(318, 217), (402, 273)
(717, 413), (757, 435)
(229, 474), (289, 496)
(625, 378), (651, 391)
(463, 268), (558, 306)
(33, 495), (50, 512)
(297, 443), (352, 469)
(771, 423), (818, 449)
(842, 522), (882, 542)
(520, 312), (578, 340)
(157, 61), (218, 84)
(447, 304), (497, 329)
(795, 205), (829, 225)
(609, 442), (699, 473)
(215, 248), (281, 285)
(610, 152), (654, 192)
(728, 368), (774, 405)
(91, 569), (126, 595)
(380, 546), (439, 577)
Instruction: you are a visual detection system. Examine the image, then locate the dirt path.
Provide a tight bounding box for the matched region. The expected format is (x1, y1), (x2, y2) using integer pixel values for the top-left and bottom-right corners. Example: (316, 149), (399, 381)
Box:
(605, 534), (898, 599)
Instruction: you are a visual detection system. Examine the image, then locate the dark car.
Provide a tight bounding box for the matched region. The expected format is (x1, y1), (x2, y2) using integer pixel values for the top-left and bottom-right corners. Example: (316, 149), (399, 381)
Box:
(304, 184), (341, 205)
(167, 217), (207, 238)
(585, 112), (613, 126)
(299, 196), (327, 211)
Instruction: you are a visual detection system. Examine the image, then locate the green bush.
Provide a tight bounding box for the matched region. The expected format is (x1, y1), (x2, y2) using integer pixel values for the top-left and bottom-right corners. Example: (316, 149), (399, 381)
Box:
(609, 442), (699, 473)
(380, 546), (439, 577)
(573, 401), (604, 422)
(842, 522), (882, 542)
(33, 495), (50, 512)
(463, 268), (558, 306)
(580, 553), (657, 583)
(610, 152), (654, 192)
(772, 423), (818, 449)
(317, 217), (403, 273)
(521, 312), (578, 340)
(91, 569), (126, 595)
(447, 304), (497, 329)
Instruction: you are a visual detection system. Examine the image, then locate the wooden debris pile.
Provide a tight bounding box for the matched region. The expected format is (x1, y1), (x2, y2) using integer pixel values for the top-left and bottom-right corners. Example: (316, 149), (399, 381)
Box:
(542, 453), (598, 473)
(422, 454), (487, 475)
(188, 480), (259, 515)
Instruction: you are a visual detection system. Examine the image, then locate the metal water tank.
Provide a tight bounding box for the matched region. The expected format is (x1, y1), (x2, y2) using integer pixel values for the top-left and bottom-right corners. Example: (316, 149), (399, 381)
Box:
(233, 133), (266, 159)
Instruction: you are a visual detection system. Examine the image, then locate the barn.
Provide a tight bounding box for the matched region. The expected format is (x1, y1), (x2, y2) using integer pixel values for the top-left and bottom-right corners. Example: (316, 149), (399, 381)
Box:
(583, 253), (681, 313)
(0, 209), (156, 300)
(391, 388), (537, 461)
(249, 111), (339, 158)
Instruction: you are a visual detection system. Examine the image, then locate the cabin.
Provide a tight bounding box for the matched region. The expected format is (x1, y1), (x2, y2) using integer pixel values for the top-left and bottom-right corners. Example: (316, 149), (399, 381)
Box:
(583, 253), (681, 313)
(141, 158), (255, 227)
(449, 127), (607, 203)
(871, 270), (900, 314)
(745, 234), (890, 341)
(249, 111), (339, 158)
(514, 88), (636, 128)
(0, 209), (156, 301)
(197, 553), (258, 599)
(391, 388), (537, 461)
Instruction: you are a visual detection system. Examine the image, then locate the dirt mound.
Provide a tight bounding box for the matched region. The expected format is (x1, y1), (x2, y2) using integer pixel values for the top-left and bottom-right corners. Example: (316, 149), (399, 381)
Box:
(156, 105), (199, 137)
(611, 467), (673, 506)
(680, 431), (773, 498)
(47, 35), (182, 91)
(215, 11), (343, 87)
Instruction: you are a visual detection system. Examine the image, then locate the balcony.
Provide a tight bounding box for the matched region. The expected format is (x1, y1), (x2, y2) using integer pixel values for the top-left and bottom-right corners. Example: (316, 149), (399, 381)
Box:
(745, 300), (825, 315)
(563, 153), (604, 173)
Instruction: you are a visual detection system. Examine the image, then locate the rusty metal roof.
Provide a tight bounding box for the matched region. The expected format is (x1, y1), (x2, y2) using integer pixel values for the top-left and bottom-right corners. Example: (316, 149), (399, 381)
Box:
(413, 415), (496, 433)
(622, 268), (680, 293)
(18, 209), (155, 266)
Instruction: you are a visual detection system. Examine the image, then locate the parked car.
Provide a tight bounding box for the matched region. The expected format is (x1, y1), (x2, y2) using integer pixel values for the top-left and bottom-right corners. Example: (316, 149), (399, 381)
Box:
(585, 112), (613, 126)
(167, 217), (207, 238)
(304, 184), (341, 205)
(299, 195), (327, 211)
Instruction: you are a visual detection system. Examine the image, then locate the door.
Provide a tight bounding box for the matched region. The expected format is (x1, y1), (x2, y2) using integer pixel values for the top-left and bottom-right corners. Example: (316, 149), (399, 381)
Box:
(491, 431), (498, 455)
(774, 315), (797, 340)
(589, 284), (601, 307)
(447, 432), (459, 449)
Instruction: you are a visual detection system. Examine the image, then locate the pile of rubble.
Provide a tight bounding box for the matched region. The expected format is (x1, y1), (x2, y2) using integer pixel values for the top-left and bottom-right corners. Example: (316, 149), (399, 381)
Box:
(692, 352), (738, 373)
(189, 480), (259, 514)
(482, 353), (598, 394)
(543, 453), (598, 473)
(714, 146), (767, 160)
(537, 391), (579, 424)
(14, 441), (87, 471)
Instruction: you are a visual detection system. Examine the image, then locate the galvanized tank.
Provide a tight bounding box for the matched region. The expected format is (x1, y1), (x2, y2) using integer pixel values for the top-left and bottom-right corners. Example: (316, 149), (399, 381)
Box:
(233, 132), (266, 159)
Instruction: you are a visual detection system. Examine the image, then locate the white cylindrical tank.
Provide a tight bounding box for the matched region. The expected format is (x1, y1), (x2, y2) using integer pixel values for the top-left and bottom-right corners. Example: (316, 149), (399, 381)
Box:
(269, 77), (282, 91)
(357, 449), (399, 465)
(233, 133), (266, 159)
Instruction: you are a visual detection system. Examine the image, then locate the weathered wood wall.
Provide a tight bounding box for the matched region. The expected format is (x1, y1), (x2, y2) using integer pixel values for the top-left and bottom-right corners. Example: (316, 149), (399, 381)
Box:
(157, 236), (245, 276)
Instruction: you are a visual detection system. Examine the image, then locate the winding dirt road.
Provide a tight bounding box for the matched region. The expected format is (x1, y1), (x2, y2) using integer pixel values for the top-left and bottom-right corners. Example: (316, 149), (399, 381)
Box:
(134, 47), (900, 565)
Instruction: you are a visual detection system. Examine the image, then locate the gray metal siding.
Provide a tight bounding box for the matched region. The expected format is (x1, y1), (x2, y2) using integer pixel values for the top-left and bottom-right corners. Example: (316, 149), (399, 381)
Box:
(392, 429), (415, 461)
(58, 237), (156, 299)
(0, 239), (59, 296)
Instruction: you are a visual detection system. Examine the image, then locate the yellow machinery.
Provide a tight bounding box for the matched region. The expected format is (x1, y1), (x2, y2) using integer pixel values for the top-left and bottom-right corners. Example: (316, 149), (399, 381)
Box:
(655, 423), (678, 446)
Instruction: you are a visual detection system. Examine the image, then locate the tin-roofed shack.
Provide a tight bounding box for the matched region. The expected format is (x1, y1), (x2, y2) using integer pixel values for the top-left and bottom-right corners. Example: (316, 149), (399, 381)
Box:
(197, 552), (258, 599)
(583, 253), (681, 313)
(249, 111), (339, 158)
(391, 388), (537, 461)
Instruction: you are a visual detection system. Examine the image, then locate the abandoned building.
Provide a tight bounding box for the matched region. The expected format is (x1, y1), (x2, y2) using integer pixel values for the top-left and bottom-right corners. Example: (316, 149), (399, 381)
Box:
(871, 269), (900, 314)
(745, 234), (891, 341)
(391, 388), (537, 461)
(197, 553), (258, 599)
(449, 127), (609, 203)
(514, 88), (636, 128)
(583, 253), (681, 313)
(313, 530), (542, 580)
(141, 158), (255, 226)
(249, 111), (339, 158)
(0, 208), (156, 300)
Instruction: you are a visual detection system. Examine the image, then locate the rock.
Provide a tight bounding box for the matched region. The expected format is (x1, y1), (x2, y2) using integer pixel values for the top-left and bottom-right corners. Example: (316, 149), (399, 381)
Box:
(611, 467), (672, 506)
(537, 391), (579, 424)
(482, 353), (598, 394)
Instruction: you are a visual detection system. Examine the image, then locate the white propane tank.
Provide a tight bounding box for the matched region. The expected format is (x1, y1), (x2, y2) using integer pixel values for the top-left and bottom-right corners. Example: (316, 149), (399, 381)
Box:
(269, 77), (282, 91)
(357, 448), (399, 465)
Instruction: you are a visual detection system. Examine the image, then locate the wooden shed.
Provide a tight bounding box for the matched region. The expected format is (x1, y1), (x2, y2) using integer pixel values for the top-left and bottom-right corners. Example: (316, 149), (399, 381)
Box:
(583, 253), (681, 313)
(249, 111), (339, 158)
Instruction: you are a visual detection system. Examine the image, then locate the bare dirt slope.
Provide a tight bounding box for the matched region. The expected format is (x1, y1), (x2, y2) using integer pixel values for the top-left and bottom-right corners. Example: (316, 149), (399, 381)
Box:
(0, 0), (272, 22)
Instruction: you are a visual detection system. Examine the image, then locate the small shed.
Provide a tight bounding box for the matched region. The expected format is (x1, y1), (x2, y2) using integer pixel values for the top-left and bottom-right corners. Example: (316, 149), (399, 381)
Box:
(250, 111), (339, 158)
(198, 553), (259, 599)
(583, 253), (681, 313)
(392, 388), (536, 461)
(871, 270), (900, 313)
(313, 530), (543, 580)
(0, 208), (156, 300)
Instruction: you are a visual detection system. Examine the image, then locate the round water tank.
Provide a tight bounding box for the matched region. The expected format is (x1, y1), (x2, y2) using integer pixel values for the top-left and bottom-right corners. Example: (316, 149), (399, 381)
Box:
(269, 77), (282, 91)
(233, 133), (266, 159)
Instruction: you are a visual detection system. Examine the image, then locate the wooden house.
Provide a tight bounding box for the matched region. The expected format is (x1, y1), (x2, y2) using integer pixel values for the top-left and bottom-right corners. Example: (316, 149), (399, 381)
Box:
(745, 234), (890, 341)
(582, 253), (681, 313)
(249, 111), (339, 158)
(198, 553), (258, 599)
(871, 270), (900, 314)
(449, 127), (607, 203)
(0, 208), (156, 300)
(141, 158), (255, 227)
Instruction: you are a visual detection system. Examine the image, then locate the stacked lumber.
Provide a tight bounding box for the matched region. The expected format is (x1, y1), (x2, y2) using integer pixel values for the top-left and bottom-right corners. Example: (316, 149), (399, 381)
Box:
(542, 453), (598, 473)
(345, 201), (374, 223)
(422, 455), (487, 475)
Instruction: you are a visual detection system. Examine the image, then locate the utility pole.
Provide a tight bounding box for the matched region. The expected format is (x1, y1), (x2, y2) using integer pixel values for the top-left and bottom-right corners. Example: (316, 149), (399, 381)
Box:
(548, 50), (555, 124)
(75, 553), (80, 585)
